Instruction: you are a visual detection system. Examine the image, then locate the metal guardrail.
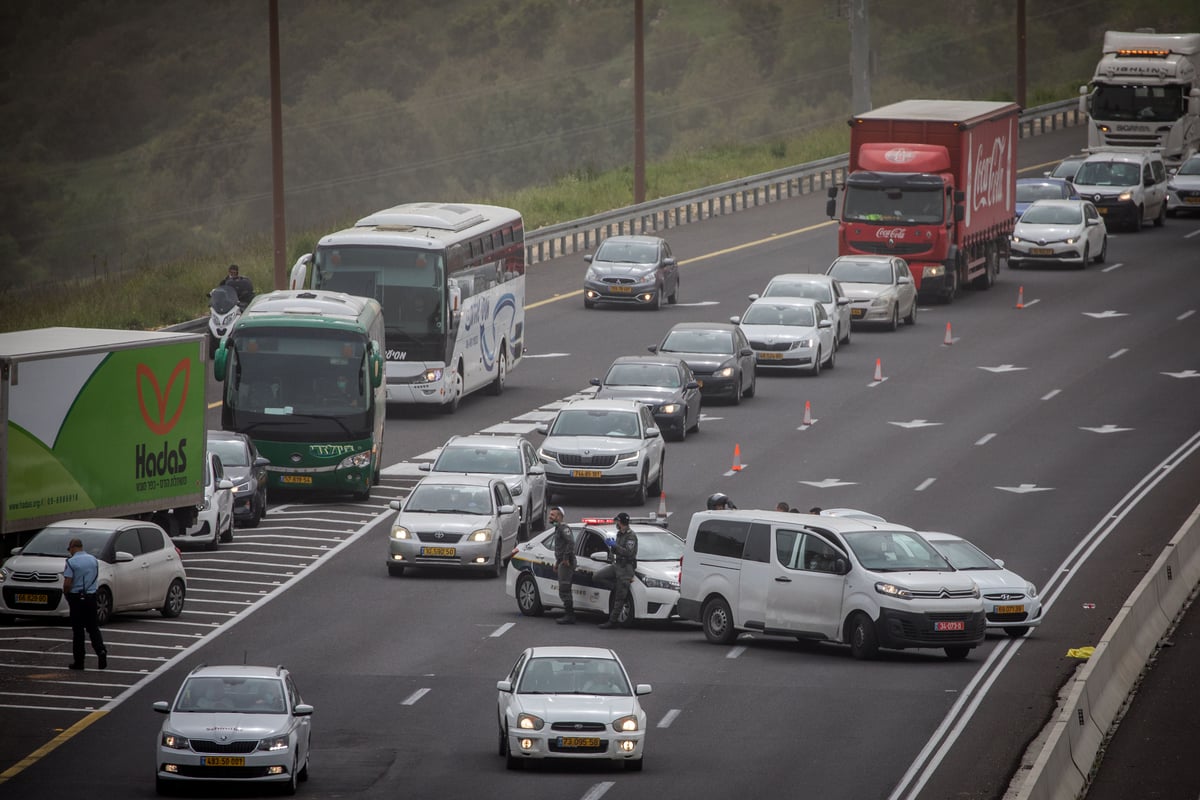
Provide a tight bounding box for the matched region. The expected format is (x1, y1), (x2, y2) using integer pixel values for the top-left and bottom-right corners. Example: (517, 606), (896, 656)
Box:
(523, 97), (1083, 265)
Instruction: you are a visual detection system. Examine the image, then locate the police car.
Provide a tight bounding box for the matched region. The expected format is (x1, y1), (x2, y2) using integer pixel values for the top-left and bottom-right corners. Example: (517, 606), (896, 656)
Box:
(505, 517), (684, 626)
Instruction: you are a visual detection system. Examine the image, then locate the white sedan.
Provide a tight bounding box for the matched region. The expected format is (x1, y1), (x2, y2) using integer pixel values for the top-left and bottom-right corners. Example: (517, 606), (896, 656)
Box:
(507, 519), (683, 625)
(920, 531), (1043, 638)
(749, 272), (853, 345)
(497, 646), (651, 771)
(732, 296), (836, 375)
(1010, 198), (1107, 269)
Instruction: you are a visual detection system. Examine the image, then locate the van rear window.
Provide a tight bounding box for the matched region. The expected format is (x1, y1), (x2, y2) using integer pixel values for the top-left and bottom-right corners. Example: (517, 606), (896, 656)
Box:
(694, 520), (769, 561)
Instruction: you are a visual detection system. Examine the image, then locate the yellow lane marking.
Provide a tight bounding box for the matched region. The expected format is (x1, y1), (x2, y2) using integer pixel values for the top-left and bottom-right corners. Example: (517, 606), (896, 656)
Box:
(0, 710), (107, 784)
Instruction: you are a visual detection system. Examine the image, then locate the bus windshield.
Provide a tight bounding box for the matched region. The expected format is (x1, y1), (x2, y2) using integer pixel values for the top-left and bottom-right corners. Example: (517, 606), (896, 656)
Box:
(314, 245), (446, 341)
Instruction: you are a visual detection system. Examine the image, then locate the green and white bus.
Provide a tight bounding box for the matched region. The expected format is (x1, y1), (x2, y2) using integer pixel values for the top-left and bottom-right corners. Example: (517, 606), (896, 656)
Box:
(213, 290), (385, 499)
(289, 202), (525, 413)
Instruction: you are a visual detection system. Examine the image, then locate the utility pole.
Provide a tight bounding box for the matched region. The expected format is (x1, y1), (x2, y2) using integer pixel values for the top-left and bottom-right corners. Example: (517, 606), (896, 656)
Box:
(1016, 0), (1027, 107)
(633, 0), (645, 205)
(849, 0), (871, 114)
(269, 0), (287, 290)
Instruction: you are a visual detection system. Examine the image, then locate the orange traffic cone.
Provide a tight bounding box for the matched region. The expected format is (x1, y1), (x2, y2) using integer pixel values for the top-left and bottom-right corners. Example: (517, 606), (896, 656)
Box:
(944, 321), (953, 346)
(802, 400), (813, 426)
(873, 358), (883, 382)
(1016, 286), (1025, 309)
(731, 443), (744, 472)
(656, 492), (668, 519)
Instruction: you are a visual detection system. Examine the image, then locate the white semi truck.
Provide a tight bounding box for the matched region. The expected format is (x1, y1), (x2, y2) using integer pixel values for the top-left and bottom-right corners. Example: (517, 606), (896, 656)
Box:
(1079, 30), (1200, 165)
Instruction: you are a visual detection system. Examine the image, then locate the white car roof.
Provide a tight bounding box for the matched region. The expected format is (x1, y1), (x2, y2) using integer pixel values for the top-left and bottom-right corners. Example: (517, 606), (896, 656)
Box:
(527, 646), (619, 660)
(442, 434), (525, 449)
(1023, 198), (1088, 210)
(767, 273), (836, 284)
(694, 509), (914, 533)
(44, 518), (143, 532)
(187, 664), (286, 680)
(747, 296), (821, 309)
(413, 473), (501, 488)
(558, 398), (646, 413)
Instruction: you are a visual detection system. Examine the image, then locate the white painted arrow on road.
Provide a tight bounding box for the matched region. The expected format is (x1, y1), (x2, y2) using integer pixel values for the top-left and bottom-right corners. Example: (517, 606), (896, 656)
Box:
(699, 413), (724, 422)
(1162, 370), (1200, 379)
(995, 484), (1054, 494)
(1082, 310), (1129, 319)
(523, 352), (571, 358)
(888, 419), (943, 429)
(1079, 424), (1134, 434)
(673, 301), (721, 307)
(798, 478), (858, 488)
(979, 364), (1028, 373)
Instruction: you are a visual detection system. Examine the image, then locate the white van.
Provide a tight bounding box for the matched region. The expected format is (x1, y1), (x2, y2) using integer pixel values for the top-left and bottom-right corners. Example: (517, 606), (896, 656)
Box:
(677, 510), (986, 660)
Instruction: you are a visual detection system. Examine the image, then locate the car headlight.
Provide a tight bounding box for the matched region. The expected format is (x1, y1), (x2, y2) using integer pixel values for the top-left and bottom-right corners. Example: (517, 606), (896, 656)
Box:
(658, 403), (680, 415)
(1117, 191), (1132, 202)
(616, 451), (640, 463)
(0, 568), (8, 583)
(198, 497), (211, 512)
(161, 732), (190, 750)
(517, 713), (544, 730)
(1011, 235), (1023, 243)
(793, 338), (812, 349)
(714, 366), (735, 378)
(258, 734), (290, 752)
(922, 265), (945, 277)
(612, 715), (639, 732)
(390, 525), (412, 540)
(1064, 237), (1077, 245)
(869, 296), (890, 309)
(641, 575), (679, 591)
(1026, 582), (1039, 599)
(507, 481), (524, 496)
(537, 447), (558, 462)
(468, 528), (494, 542)
(585, 268), (598, 281)
(875, 581), (915, 600)
(338, 451), (372, 469)
(422, 367), (444, 383)
(231, 480), (252, 494)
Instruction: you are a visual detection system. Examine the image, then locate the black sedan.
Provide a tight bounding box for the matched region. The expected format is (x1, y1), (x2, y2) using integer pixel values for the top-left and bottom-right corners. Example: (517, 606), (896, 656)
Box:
(648, 322), (756, 405)
(591, 355), (703, 441)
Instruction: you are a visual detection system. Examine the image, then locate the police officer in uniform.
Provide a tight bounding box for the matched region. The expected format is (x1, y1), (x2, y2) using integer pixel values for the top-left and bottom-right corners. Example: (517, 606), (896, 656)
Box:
(599, 512), (638, 629)
(63, 538), (107, 670)
(549, 506), (577, 625)
(706, 492), (736, 511)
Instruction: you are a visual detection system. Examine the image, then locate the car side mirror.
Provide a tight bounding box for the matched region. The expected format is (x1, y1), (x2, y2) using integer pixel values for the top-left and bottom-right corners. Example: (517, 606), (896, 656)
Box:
(835, 557), (850, 574)
(589, 378), (601, 386)
(818, 319), (832, 328)
(153, 701), (170, 714)
(499, 504), (518, 515)
(115, 551), (134, 563)
(685, 381), (700, 390)
(1087, 218), (1099, 226)
(528, 465), (545, 476)
(729, 316), (741, 325)
(635, 684), (653, 696)
(645, 427), (661, 439)
(748, 293), (760, 301)
(293, 703), (314, 716)
(898, 276), (913, 285)
(664, 257), (676, 266)
(254, 456), (270, 467)
(418, 463), (431, 472)
(535, 424), (549, 435)
(590, 551), (610, 561)
(740, 348), (754, 357)
(10, 547), (23, 556)
(836, 297), (851, 306)
(994, 558), (1006, 569)
(1144, 177), (1155, 187)
(584, 254), (594, 263)
(497, 680), (513, 693)
(647, 345), (658, 354)
(218, 478), (234, 490)
(389, 500), (402, 511)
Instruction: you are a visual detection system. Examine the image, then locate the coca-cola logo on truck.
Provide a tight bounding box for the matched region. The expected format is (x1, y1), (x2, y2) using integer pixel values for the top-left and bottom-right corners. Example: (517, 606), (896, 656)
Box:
(972, 134), (1009, 212)
(875, 227), (907, 240)
(884, 147), (919, 164)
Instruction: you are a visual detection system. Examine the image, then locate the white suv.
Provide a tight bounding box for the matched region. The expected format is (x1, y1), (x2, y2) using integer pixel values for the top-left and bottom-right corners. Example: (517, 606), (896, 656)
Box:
(1072, 149), (1168, 231)
(535, 399), (666, 505)
(677, 510), (986, 660)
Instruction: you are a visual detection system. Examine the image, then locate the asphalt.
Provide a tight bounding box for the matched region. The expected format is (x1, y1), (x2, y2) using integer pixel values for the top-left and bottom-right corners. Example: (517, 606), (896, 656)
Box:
(1082, 585), (1200, 800)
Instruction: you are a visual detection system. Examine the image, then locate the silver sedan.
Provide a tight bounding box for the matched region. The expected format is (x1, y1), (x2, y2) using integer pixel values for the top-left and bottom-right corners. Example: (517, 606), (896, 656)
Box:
(825, 255), (918, 331)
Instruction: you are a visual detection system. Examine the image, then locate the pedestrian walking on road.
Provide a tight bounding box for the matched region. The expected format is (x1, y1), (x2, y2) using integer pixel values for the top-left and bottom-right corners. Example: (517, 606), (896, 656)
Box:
(599, 513), (638, 629)
(63, 538), (107, 670)
(549, 506), (577, 625)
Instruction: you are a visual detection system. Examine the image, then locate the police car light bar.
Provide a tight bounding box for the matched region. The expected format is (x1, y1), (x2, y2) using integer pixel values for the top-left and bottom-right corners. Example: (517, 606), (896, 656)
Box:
(580, 516), (668, 527)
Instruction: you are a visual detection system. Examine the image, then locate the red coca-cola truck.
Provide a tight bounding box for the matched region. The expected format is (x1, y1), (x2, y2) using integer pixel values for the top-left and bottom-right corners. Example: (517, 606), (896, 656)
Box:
(826, 99), (1020, 302)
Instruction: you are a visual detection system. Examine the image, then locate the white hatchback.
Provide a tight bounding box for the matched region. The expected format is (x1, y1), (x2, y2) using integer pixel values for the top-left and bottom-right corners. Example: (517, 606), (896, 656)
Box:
(919, 531), (1043, 638)
(177, 450), (234, 550)
(732, 296), (836, 375)
(1010, 199), (1107, 269)
(749, 272), (852, 345)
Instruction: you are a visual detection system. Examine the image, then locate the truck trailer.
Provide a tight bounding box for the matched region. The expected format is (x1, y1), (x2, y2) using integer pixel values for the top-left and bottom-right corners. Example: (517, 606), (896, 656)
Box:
(1080, 30), (1200, 165)
(1, 328), (206, 543)
(826, 99), (1020, 303)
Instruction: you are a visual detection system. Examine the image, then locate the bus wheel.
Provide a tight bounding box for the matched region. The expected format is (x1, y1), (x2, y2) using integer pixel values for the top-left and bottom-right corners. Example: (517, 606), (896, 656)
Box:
(490, 349), (507, 396)
(441, 363), (463, 414)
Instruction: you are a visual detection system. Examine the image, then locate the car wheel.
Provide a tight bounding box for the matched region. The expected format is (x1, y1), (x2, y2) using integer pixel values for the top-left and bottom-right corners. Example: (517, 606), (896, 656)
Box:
(611, 592), (635, 627)
(1077, 244), (1089, 270)
(904, 298), (917, 325)
(1005, 626), (1030, 639)
(155, 775), (172, 796)
(973, 245), (998, 290)
(491, 542), (505, 578)
(1132, 205), (1143, 232)
(888, 305), (899, 331)
(387, 563), (406, 577)
(625, 756), (644, 772)
(245, 492), (263, 528)
(689, 407), (701, 433)
(702, 597), (737, 644)
(841, 321), (851, 345)
(515, 572), (545, 616)
(1154, 200), (1166, 227)
(219, 513), (234, 543)
(440, 362), (463, 414)
(825, 342), (836, 370)
(283, 756), (298, 795)
(205, 523), (219, 551)
(744, 368), (756, 398)
(498, 722), (508, 757)
(631, 466), (648, 505)
(518, 506), (530, 542)
(944, 646), (971, 661)
(1095, 236), (1107, 264)
(490, 349), (508, 396)
(730, 373), (743, 405)
(675, 413), (687, 442)
(847, 612), (879, 660)
(298, 752), (309, 782)
(648, 457), (664, 496)
(810, 347), (821, 377)
(160, 579), (186, 618)
(505, 725), (523, 770)
(668, 278), (679, 304)
(94, 586), (113, 627)
(941, 266), (959, 304)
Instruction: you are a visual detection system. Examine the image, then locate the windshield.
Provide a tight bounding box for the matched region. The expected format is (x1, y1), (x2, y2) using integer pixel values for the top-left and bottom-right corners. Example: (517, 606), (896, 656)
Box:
(1019, 204), (1083, 225)
(594, 240), (658, 264)
(549, 409), (641, 438)
(175, 676), (286, 713)
(763, 281), (833, 303)
(404, 483), (493, 515)
(1050, 159), (1084, 179)
(210, 285), (239, 314)
(1092, 83), (1186, 122)
(828, 259), (893, 284)
(314, 245), (446, 341)
(659, 329), (733, 355)
(603, 363), (680, 388)
(635, 531), (685, 560)
(1074, 160), (1142, 187)
(518, 657), (631, 696)
(433, 446), (521, 474)
(1017, 182), (1069, 203)
(843, 530), (953, 572)
(927, 537), (999, 570)
(742, 304), (816, 327)
(209, 439), (250, 468)
(1178, 157), (1200, 176)
(227, 328), (368, 417)
(843, 186), (944, 224)
(19, 528), (110, 558)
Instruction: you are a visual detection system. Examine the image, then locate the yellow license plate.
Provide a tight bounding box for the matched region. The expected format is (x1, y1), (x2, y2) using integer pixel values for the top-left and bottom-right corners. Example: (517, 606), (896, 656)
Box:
(997, 604), (1025, 614)
(572, 469), (602, 478)
(281, 475), (313, 485)
(757, 352), (784, 360)
(1186, 197), (1200, 204)
(559, 737), (601, 748)
(851, 308), (865, 317)
(1097, 207), (1107, 215)
(1030, 248), (1053, 256)
(422, 546), (456, 557)
(608, 285), (633, 294)
(15, 593), (47, 604)
(202, 756), (245, 767)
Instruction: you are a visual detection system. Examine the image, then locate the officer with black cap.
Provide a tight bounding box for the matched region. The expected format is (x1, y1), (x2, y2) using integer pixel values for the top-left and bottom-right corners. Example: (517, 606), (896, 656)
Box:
(599, 512), (638, 629)
(549, 506), (577, 625)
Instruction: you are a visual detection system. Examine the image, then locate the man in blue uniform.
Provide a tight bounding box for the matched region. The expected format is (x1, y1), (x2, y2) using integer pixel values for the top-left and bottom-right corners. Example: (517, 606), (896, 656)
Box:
(63, 538), (107, 670)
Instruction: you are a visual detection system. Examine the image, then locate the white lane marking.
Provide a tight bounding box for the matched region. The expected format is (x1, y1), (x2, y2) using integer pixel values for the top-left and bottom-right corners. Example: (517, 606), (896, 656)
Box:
(798, 478), (858, 488)
(868, 377), (889, 387)
(1021, 298), (1040, 308)
(1042, 389), (1061, 400)
(995, 483), (1054, 493)
(914, 478), (936, 492)
(699, 413), (724, 422)
(979, 364), (1027, 373)
(975, 433), (996, 446)
(1080, 424), (1134, 434)
(1163, 369), (1200, 378)
(1083, 310), (1129, 318)
(401, 688), (431, 706)
(490, 622), (515, 638)
(581, 782), (616, 800)
(1108, 348), (1129, 359)
(657, 709), (682, 728)
(523, 352), (570, 358)
(726, 646), (747, 659)
(511, 410), (558, 422)
(1185, 228), (1200, 239)
(673, 300), (721, 307)
(889, 419), (943, 429)
(1177, 309), (1195, 320)
(479, 422), (540, 435)
(1101, 262), (1123, 273)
